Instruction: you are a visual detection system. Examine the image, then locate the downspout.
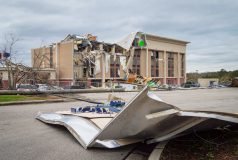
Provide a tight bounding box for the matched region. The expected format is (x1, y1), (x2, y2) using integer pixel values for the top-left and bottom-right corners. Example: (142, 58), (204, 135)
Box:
(145, 33), (149, 77)
(72, 40), (74, 85)
(163, 51), (167, 85)
(100, 44), (105, 88)
(177, 53), (181, 85)
(55, 43), (59, 86)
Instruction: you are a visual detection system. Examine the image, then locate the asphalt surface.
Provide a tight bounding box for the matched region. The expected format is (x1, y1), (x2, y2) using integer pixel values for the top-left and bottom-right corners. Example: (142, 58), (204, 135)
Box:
(80, 87), (238, 114)
(0, 101), (136, 160)
(1, 88), (238, 160)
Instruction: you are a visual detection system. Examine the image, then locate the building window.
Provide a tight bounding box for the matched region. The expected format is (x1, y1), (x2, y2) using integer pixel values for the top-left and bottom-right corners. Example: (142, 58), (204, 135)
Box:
(110, 55), (120, 78)
(50, 47), (53, 68)
(83, 68), (87, 77)
(0, 73), (2, 88)
(90, 68), (94, 77)
(151, 51), (159, 77)
(167, 52), (174, 77)
(132, 50), (140, 75)
(181, 54), (185, 77)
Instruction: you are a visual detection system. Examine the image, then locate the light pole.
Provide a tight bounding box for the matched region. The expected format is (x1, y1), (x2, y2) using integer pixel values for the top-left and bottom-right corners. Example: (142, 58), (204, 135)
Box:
(196, 70), (199, 82)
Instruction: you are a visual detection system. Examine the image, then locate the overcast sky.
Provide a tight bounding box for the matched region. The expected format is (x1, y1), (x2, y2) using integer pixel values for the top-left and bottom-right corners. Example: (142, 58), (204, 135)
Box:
(0, 0), (237, 72)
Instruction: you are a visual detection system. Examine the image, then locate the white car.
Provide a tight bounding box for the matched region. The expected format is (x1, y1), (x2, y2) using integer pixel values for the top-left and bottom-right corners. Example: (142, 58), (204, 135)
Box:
(36, 84), (64, 91)
(17, 84), (38, 91)
(36, 84), (51, 91)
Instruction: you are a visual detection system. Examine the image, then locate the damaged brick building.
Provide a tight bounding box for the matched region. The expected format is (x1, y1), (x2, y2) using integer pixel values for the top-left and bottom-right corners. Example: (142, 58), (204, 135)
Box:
(31, 32), (189, 87)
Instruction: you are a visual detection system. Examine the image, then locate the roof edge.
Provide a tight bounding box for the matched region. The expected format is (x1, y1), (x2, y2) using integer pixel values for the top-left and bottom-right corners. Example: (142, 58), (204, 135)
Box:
(145, 33), (190, 44)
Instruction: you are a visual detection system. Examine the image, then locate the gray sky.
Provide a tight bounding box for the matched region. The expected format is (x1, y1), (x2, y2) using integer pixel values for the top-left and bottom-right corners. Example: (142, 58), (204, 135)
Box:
(0, 0), (237, 72)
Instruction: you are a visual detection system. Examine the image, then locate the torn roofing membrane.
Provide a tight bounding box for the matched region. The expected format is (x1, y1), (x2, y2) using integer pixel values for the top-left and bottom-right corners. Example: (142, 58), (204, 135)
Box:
(36, 86), (238, 149)
(115, 32), (147, 51)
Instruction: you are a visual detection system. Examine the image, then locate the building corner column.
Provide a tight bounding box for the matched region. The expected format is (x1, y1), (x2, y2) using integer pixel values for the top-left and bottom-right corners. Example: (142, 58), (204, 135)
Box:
(55, 43), (60, 86)
(146, 47), (149, 77)
(184, 52), (187, 83)
(163, 51), (167, 84)
(100, 44), (105, 88)
(177, 53), (181, 85)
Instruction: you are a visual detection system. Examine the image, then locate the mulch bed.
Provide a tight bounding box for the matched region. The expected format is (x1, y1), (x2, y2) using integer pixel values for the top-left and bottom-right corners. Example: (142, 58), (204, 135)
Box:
(160, 125), (238, 160)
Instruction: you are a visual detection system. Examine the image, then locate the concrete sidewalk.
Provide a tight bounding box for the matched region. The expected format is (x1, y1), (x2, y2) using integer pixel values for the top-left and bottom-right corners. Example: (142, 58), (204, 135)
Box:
(0, 98), (65, 106)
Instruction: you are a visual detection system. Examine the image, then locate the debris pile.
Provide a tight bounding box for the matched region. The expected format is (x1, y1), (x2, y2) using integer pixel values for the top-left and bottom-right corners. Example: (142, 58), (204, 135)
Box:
(61, 32), (152, 89)
(70, 100), (125, 114)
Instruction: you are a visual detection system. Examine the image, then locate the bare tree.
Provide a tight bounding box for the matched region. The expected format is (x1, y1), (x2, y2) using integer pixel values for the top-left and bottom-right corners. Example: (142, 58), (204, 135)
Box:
(0, 34), (52, 90)
(0, 33), (23, 90)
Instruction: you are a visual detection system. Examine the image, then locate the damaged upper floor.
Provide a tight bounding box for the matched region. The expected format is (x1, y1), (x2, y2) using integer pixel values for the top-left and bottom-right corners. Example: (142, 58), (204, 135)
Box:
(31, 32), (189, 85)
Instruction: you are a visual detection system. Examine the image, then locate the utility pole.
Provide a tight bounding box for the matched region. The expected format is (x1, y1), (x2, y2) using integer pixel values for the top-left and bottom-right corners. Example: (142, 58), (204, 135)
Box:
(100, 44), (105, 88)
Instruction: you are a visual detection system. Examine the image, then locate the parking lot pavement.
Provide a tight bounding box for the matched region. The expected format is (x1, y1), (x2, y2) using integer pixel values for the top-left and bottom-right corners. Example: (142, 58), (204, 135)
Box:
(1, 88), (237, 160)
(80, 88), (238, 113)
(0, 101), (136, 160)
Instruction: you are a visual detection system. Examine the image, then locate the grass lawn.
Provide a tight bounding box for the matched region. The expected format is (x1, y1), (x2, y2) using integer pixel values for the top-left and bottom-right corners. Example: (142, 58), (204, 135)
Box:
(0, 95), (48, 102)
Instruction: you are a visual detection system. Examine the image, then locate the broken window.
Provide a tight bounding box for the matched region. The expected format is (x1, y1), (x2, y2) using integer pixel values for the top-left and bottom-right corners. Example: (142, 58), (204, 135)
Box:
(83, 68), (87, 77)
(167, 52), (174, 77)
(133, 38), (139, 47)
(115, 46), (123, 53)
(132, 50), (140, 75)
(73, 55), (80, 66)
(103, 44), (112, 53)
(90, 68), (94, 77)
(110, 55), (120, 78)
(151, 51), (159, 77)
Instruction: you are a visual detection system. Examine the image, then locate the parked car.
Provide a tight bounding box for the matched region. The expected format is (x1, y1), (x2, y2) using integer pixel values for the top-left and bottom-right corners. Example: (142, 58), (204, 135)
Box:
(181, 81), (200, 88)
(64, 84), (86, 89)
(17, 84), (38, 91)
(36, 84), (64, 91)
(51, 85), (64, 91)
(36, 84), (50, 91)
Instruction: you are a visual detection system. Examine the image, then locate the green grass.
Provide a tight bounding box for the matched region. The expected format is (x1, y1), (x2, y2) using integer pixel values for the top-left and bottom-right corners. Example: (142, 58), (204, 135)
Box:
(0, 95), (46, 102)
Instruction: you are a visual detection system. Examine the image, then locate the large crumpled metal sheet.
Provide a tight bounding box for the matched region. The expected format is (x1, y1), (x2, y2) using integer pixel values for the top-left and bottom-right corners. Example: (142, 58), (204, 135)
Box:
(37, 113), (100, 147)
(116, 32), (138, 50)
(36, 86), (238, 149)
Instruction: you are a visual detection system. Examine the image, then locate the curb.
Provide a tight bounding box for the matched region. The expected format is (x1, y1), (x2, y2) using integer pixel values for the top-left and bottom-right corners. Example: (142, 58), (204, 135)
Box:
(148, 141), (169, 160)
(0, 99), (65, 106)
(0, 88), (128, 95)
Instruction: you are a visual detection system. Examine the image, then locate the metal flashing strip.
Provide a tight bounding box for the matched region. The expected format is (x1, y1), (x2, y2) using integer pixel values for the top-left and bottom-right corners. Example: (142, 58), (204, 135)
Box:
(179, 111), (238, 123)
(146, 109), (179, 120)
(146, 118), (206, 144)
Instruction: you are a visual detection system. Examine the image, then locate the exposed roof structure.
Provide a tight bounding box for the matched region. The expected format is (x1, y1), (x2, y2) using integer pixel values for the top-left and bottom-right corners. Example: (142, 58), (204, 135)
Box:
(116, 32), (138, 51)
(116, 31), (190, 51)
(145, 33), (190, 44)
